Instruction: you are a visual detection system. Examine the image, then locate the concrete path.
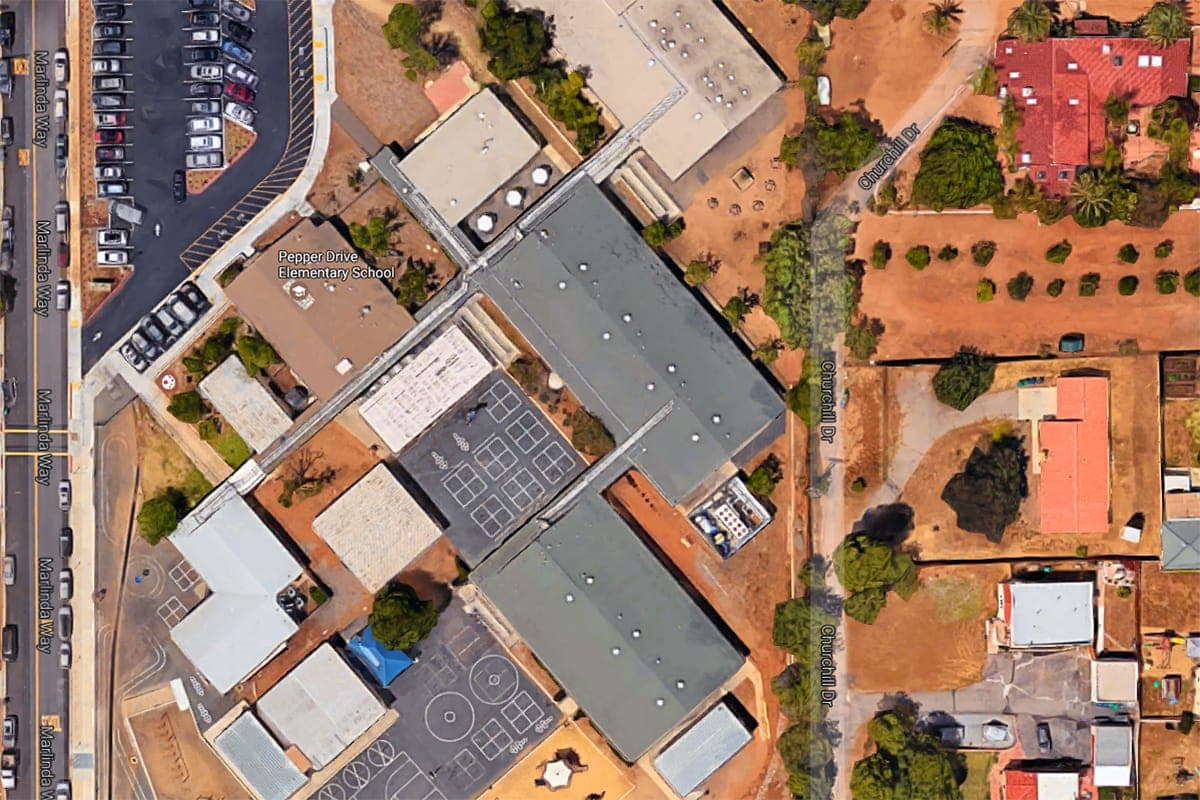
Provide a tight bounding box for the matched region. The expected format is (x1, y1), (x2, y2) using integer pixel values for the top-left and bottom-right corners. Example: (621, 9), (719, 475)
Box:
(332, 98), (384, 155)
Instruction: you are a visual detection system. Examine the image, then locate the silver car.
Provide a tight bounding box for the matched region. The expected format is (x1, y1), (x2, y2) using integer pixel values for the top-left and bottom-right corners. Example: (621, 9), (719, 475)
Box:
(58, 479), (71, 511)
(185, 151), (223, 169)
(186, 116), (221, 134)
(187, 134), (222, 152)
(223, 60), (258, 89)
(223, 100), (255, 126)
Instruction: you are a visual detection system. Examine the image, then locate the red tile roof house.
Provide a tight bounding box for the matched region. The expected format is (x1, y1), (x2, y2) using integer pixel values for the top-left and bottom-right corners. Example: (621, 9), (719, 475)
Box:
(1038, 376), (1111, 534)
(993, 32), (1191, 195)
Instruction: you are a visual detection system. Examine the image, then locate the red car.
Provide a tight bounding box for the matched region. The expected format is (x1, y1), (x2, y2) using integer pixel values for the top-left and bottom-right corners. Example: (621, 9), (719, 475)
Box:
(224, 81), (254, 103)
(94, 129), (124, 144)
(58, 243), (69, 269)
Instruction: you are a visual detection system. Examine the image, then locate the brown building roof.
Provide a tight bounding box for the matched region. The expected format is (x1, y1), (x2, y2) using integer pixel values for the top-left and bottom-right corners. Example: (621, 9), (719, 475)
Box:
(226, 218), (415, 400)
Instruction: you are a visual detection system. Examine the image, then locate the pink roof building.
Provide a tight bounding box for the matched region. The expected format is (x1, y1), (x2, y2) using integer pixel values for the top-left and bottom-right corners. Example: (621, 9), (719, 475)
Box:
(1039, 376), (1110, 533)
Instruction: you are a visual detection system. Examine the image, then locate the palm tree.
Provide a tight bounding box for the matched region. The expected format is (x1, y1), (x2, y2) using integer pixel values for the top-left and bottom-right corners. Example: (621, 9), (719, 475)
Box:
(1068, 171), (1114, 226)
(923, 1), (963, 35)
(1140, 1), (1189, 47)
(1006, 0), (1054, 42)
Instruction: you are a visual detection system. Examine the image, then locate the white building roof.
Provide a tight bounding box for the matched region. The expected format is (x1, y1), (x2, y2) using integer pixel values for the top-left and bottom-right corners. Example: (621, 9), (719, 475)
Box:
(1092, 725), (1132, 786)
(312, 463), (442, 591)
(169, 493), (303, 693)
(214, 711), (307, 800)
(399, 89), (540, 225)
(1037, 773), (1080, 800)
(1091, 659), (1138, 703)
(653, 702), (752, 796)
(1007, 581), (1094, 647)
(257, 643), (386, 770)
(358, 326), (492, 452)
(198, 356), (294, 453)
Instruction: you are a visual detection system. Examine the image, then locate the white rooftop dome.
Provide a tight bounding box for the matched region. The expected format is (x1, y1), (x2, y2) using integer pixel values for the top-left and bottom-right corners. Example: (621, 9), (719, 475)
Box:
(531, 166), (551, 185)
(476, 213), (496, 233)
(505, 188), (525, 207)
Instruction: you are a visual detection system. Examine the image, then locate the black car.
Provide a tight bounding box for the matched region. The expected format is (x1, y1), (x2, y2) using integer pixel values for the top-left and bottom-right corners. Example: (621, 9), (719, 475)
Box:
(0, 116), (11, 147)
(92, 40), (124, 56)
(95, 146), (125, 160)
(192, 11), (220, 26)
(60, 527), (73, 559)
(93, 23), (124, 38)
(54, 134), (68, 175)
(95, 4), (125, 21)
(0, 12), (14, 49)
(172, 170), (187, 204)
(190, 47), (220, 63)
(224, 19), (253, 43)
(189, 0), (218, 8)
(188, 82), (222, 98)
(1036, 722), (1052, 754)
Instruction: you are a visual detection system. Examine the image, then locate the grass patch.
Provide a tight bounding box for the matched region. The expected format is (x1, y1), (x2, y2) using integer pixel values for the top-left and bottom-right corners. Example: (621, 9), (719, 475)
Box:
(961, 752), (997, 800)
(210, 427), (251, 469)
(925, 574), (983, 623)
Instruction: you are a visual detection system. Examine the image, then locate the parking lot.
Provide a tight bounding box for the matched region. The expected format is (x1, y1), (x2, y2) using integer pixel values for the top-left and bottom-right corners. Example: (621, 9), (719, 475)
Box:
(83, 0), (314, 370)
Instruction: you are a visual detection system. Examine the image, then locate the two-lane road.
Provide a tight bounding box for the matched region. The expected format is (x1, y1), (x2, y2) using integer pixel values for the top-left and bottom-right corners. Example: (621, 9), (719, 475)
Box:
(3, 0), (73, 795)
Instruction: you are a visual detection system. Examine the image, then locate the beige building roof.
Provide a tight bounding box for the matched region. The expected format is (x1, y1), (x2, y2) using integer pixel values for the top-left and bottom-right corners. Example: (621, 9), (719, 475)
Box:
(399, 89), (540, 225)
(312, 463), (442, 592)
(225, 218), (416, 400)
(198, 356), (293, 453)
(1091, 658), (1138, 703)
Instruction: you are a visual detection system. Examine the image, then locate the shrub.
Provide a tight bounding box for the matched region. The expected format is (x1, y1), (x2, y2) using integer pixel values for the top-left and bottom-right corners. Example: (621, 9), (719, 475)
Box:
(1185, 268), (1200, 296)
(642, 218), (683, 247)
(941, 435), (1028, 542)
(684, 259), (713, 285)
(395, 260), (434, 310)
(1075, 545), (1088, 558)
(236, 334), (280, 375)
(1116, 585), (1132, 598)
(933, 347), (996, 410)
(348, 216), (391, 255)
(567, 408), (615, 457)
(906, 245), (931, 269)
(976, 279), (995, 303)
(1155, 239), (1174, 258)
(745, 455), (783, 498)
(1007, 272), (1034, 301)
(722, 294), (751, 327)
(1117, 275), (1139, 295)
(1045, 240), (1072, 263)
(167, 391), (205, 423)
(508, 357), (544, 394)
(911, 118), (1005, 210)
(1117, 243), (1140, 263)
(137, 492), (183, 545)
(478, 0), (548, 81)
(532, 66), (605, 155)
(845, 318), (883, 360)
(1047, 278), (1065, 297)
(197, 418), (219, 441)
(937, 244), (958, 262)
(850, 477), (867, 492)
(369, 582), (438, 650)
(1079, 272), (1101, 296)
(309, 585), (329, 606)
(870, 241), (891, 269)
(971, 240), (996, 266)
(1156, 271), (1180, 294)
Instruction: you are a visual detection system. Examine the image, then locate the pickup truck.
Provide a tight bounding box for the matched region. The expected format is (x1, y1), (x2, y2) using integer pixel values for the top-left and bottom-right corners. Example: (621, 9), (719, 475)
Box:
(2, 748), (18, 789)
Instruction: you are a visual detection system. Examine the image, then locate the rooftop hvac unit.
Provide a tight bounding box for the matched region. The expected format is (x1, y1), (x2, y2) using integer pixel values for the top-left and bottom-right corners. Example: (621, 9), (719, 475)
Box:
(476, 213), (497, 233)
(531, 166), (551, 186)
(504, 188), (525, 208)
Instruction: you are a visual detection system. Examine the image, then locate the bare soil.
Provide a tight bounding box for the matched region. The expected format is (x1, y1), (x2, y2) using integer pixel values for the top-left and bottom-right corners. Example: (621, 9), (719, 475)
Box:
(1163, 399), (1200, 469)
(846, 563), (1010, 693)
(132, 402), (211, 502)
(306, 121), (376, 217)
(1099, 573), (1139, 654)
(224, 120), (256, 164)
(129, 706), (247, 799)
(724, 0), (811, 81)
(1141, 562), (1200, 633)
(842, 365), (887, 518)
(1139, 722), (1200, 800)
(186, 168), (223, 194)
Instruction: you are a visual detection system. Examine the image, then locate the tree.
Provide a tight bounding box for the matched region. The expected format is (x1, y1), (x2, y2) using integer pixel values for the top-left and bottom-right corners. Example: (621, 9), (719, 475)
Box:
(899, 750), (961, 800)
(833, 531), (916, 624)
(976, 278), (995, 303)
(349, 216), (390, 255)
(911, 118), (1004, 210)
(1140, 1), (1189, 47)
(137, 494), (180, 544)
(566, 408), (614, 457)
(1068, 170), (1116, 227)
(278, 449), (337, 508)
(922, 0), (962, 35)
(772, 663), (823, 722)
(1117, 243), (1140, 264)
(772, 596), (836, 661)
(1117, 275), (1139, 295)
(1079, 272), (1101, 296)
(1187, 268), (1200, 297)
(684, 257), (715, 286)
(1103, 93), (1130, 127)
(508, 357), (545, 394)
(236, 334), (279, 375)
(1045, 240), (1072, 263)
(722, 288), (758, 327)
(1047, 278), (1066, 297)
(745, 454), (783, 498)
(786, 0), (870, 24)
(533, 66), (604, 155)
(753, 338), (784, 364)
(369, 582), (438, 650)
(1155, 240), (1174, 258)
(811, 112), (881, 178)
(937, 244), (958, 262)
(851, 753), (898, 800)
(932, 347), (995, 411)
(1007, 271), (1034, 301)
(940, 434), (1028, 542)
(167, 391), (206, 423)
(906, 245), (931, 269)
(382, 3), (422, 48)
(760, 218), (858, 350)
(843, 587), (887, 624)
(396, 259), (434, 310)
(970, 62), (997, 96)
(845, 318), (883, 360)
(1006, 0), (1054, 42)
(870, 241), (891, 269)
(642, 218), (683, 247)
(479, 0), (548, 80)
(868, 710), (915, 756)
(1156, 270), (1180, 294)
(971, 241), (996, 266)
(855, 711), (960, 800)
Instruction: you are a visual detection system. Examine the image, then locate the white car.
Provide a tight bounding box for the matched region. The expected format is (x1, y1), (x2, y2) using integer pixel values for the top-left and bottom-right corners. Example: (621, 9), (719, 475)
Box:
(190, 28), (219, 43)
(185, 151), (223, 169)
(94, 164), (124, 179)
(187, 134), (222, 152)
(189, 99), (219, 115)
(97, 249), (128, 265)
(186, 116), (221, 134)
(92, 58), (121, 74)
(223, 100), (255, 126)
(97, 229), (128, 247)
(94, 112), (124, 126)
(189, 64), (221, 81)
(2, 555), (13, 586)
(54, 48), (69, 83)
(223, 60), (258, 89)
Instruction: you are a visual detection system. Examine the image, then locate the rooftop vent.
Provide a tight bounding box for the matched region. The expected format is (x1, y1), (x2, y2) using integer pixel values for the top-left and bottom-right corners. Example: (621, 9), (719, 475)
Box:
(475, 213), (496, 233)
(504, 187), (525, 207)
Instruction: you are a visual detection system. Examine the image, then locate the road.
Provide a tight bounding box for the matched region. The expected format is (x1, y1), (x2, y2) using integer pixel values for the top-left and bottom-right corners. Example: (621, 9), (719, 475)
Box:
(2, 0), (74, 795)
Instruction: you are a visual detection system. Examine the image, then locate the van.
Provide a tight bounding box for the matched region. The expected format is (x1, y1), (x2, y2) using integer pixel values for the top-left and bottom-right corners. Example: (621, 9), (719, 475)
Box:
(57, 606), (71, 641)
(2, 625), (16, 661)
(55, 201), (69, 235)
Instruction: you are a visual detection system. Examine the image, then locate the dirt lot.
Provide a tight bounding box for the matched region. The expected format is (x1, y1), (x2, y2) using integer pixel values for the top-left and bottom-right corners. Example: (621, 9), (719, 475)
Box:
(904, 357), (1163, 559)
(855, 210), (1200, 359)
(1139, 722), (1200, 800)
(334, 0), (440, 147)
(723, 0), (811, 81)
(306, 121), (377, 217)
(1099, 572), (1139, 654)
(845, 563), (1009, 693)
(1163, 398), (1200, 469)
(133, 402), (213, 507)
(1141, 562), (1200, 633)
(128, 706), (246, 800)
(842, 366), (887, 518)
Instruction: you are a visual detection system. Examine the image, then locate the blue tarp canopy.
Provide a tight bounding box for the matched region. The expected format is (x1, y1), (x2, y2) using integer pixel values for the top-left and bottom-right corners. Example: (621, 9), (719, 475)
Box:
(347, 625), (414, 686)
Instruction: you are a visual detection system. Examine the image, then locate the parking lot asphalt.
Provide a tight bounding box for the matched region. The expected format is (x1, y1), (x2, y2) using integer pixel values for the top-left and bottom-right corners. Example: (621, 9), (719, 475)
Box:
(82, 0), (314, 370)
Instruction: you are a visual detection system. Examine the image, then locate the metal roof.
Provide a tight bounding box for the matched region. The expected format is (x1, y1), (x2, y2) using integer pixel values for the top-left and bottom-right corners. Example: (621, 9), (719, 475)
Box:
(483, 181), (784, 505)
(199, 356), (294, 453)
(257, 643), (386, 770)
(653, 701), (751, 796)
(214, 712), (307, 800)
(474, 493), (743, 760)
(1091, 724), (1132, 786)
(1161, 517), (1200, 571)
(1006, 581), (1094, 647)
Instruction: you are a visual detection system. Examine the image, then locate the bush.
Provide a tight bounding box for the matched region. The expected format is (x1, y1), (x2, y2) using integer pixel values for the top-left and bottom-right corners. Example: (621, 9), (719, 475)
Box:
(1155, 239), (1174, 258)
(479, 0), (548, 80)
(1007, 272), (1034, 301)
(1117, 275), (1139, 295)
(369, 582), (438, 650)
(197, 418), (219, 441)
(1079, 272), (1101, 296)
(834, 531), (916, 624)
(532, 66), (604, 155)
(236, 334), (280, 375)
(508, 357), (544, 394)
(1156, 270), (1180, 294)
(1045, 240), (1072, 263)
(1075, 545), (1088, 558)
(933, 347), (996, 410)
(911, 118), (1005, 210)
(745, 455), (783, 497)
(870, 241), (891, 269)
(845, 318), (883, 360)
(642, 218), (683, 247)
(137, 493), (182, 545)
(684, 259), (713, 285)
(167, 391), (206, 423)
(1117, 243), (1140, 264)
(348, 216), (390, 255)
(309, 585), (329, 606)
(905, 245), (931, 269)
(396, 259), (434, 310)
(772, 595), (837, 661)
(971, 240), (996, 266)
(937, 244), (958, 262)
(1047, 278), (1065, 297)
(566, 408), (615, 457)
(850, 477), (866, 492)
(976, 279), (995, 303)
(1185, 268), (1200, 296)
(941, 435), (1028, 542)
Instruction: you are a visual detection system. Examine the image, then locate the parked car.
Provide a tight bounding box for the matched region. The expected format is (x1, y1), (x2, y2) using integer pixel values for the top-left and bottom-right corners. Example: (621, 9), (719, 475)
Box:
(154, 308), (184, 339)
(223, 60), (258, 89)
(221, 0), (253, 23)
(94, 129), (124, 144)
(2, 556), (13, 586)
(91, 58), (121, 74)
(55, 781), (70, 800)
(190, 47), (221, 63)
(189, 64), (221, 81)
(189, 99), (220, 115)
(168, 295), (198, 326)
(58, 243), (69, 270)
(56, 50), (71, 83)
(2, 718), (15, 750)
(95, 4), (125, 20)
(187, 134), (222, 152)
(0, 58), (11, 97)
(180, 282), (210, 311)
(91, 93), (127, 109)
(185, 151), (222, 169)
(188, 82), (222, 99)
(60, 527), (73, 559)
(92, 39), (125, 56)
(52, 202), (67, 235)
(128, 330), (160, 359)
(186, 116), (221, 134)
(119, 343), (148, 372)
(92, 75), (125, 92)
(54, 134), (68, 176)
(0, 116), (12, 147)
(140, 316), (170, 347)
(189, 0), (218, 8)
(97, 180), (129, 197)
(2, 205), (12, 240)
(95, 146), (125, 160)
(59, 642), (71, 671)
(58, 480), (71, 511)
(55, 280), (70, 311)
(223, 101), (255, 126)
(224, 19), (253, 44)
(93, 23), (124, 38)
(95, 164), (124, 179)
(223, 81), (254, 103)
(54, 89), (67, 121)
(59, 569), (72, 600)
(191, 10), (219, 26)
(190, 28), (219, 44)
(2, 625), (16, 662)
(1058, 333), (1085, 353)
(172, 170), (187, 203)
(221, 39), (253, 64)
(57, 606), (71, 641)
(0, 12), (13, 50)
(1036, 722), (1052, 754)
(94, 111), (126, 127)
(97, 249), (128, 265)
(97, 229), (127, 247)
